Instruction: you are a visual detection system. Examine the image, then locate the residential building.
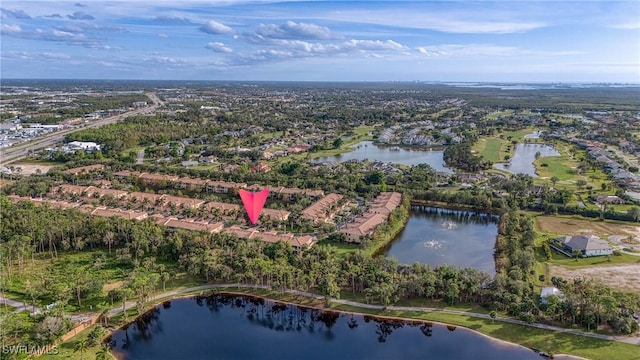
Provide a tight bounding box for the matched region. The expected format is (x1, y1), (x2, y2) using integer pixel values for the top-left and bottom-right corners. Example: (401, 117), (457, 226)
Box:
(540, 286), (564, 305)
(301, 193), (344, 224)
(551, 235), (613, 257)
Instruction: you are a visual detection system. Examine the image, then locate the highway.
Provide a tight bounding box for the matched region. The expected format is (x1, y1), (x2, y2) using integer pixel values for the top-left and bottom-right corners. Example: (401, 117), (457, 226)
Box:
(0, 93), (160, 167)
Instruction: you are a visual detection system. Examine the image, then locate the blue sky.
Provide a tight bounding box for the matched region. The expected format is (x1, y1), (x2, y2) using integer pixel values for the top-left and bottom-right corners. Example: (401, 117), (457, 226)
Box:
(1, 1), (639, 82)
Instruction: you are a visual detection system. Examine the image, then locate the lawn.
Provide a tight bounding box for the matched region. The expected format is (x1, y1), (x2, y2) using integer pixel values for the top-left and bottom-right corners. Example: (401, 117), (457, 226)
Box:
(473, 138), (505, 163)
(316, 239), (362, 256)
(40, 325), (105, 360)
(534, 156), (576, 182)
(328, 304), (640, 360)
(484, 110), (514, 120)
(473, 127), (543, 163)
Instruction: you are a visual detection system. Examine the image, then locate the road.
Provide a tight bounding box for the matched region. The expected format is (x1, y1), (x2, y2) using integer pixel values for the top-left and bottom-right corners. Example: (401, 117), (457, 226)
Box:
(0, 93), (161, 167)
(136, 149), (145, 164)
(0, 296), (94, 323)
(103, 284), (640, 346)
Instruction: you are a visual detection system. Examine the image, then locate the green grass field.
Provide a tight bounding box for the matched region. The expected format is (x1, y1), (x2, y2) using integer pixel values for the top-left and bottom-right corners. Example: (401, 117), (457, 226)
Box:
(473, 127), (543, 163)
(329, 304), (640, 360)
(484, 110), (514, 120)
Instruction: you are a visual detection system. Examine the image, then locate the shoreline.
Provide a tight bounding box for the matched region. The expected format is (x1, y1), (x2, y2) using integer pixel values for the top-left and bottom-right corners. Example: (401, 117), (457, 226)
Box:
(106, 289), (588, 360)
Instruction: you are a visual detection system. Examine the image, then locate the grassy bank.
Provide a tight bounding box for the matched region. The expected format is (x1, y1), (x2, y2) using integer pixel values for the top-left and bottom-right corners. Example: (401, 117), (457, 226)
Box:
(328, 303), (638, 360)
(365, 195), (411, 256)
(39, 284), (640, 360)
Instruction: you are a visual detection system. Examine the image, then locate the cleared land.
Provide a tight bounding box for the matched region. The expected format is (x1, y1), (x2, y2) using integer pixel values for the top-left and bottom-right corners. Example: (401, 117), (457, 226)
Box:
(549, 263), (640, 292)
(535, 216), (640, 240)
(7, 163), (55, 175)
(535, 215), (640, 292)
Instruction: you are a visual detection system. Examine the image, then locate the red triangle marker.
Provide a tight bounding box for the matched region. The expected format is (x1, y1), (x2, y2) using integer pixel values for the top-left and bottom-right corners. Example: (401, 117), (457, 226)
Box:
(238, 189), (269, 224)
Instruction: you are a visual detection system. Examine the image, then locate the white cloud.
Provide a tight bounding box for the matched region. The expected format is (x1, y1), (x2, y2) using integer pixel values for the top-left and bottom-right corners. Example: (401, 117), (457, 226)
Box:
(1, 8), (31, 19)
(610, 22), (640, 30)
(158, 33), (169, 38)
(42, 52), (71, 60)
(206, 42), (233, 53)
(1, 24), (117, 50)
(200, 20), (233, 35)
(231, 37), (409, 66)
(1, 24), (22, 35)
(316, 9), (545, 34)
(254, 21), (335, 39)
(153, 16), (193, 24)
(67, 11), (95, 20)
(415, 44), (582, 57)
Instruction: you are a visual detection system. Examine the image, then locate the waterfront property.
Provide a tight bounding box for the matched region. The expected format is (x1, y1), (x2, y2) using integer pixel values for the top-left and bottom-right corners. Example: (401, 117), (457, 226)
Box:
(312, 140), (454, 173)
(108, 295), (542, 360)
(340, 192), (402, 243)
(550, 235), (613, 257)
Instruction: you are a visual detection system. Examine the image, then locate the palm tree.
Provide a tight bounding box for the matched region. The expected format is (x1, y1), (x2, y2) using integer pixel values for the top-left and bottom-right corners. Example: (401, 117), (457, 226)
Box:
(95, 343), (111, 360)
(73, 340), (88, 360)
(572, 249), (582, 261)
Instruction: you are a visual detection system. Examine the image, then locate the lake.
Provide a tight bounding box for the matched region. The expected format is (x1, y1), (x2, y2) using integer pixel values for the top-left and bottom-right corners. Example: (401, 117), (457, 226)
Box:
(494, 143), (559, 177)
(312, 141), (453, 173)
(380, 207), (499, 275)
(109, 294), (542, 360)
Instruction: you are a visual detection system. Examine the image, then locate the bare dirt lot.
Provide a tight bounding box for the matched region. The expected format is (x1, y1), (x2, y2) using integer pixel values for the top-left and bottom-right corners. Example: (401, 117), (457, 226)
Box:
(535, 216), (640, 240)
(9, 163), (55, 175)
(549, 263), (640, 292)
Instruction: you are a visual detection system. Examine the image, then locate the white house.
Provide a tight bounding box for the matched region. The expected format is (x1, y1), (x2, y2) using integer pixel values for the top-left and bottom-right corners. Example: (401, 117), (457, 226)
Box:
(551, 235), (613, 257)
(67, 141), (101, 152)
(540, 286), (564, 305)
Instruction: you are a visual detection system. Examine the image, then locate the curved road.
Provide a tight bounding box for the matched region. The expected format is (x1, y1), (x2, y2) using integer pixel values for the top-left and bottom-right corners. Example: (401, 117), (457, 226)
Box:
(104, 284), (640, 346)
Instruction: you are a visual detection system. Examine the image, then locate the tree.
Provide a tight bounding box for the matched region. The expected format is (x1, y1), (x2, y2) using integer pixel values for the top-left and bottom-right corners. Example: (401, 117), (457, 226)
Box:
(319, 273), (340, 307)
(95, 344), (111, 360)
(550, 176), (559, 186)
(87, 325), (106, 347)
(627, 207), (640, 222)
(489, 310), (497, 323)
(576, 179), (587, 190)
(74, 339), (89, 360)
(332, 137), (343, 149)
(572, 249), (582, 261)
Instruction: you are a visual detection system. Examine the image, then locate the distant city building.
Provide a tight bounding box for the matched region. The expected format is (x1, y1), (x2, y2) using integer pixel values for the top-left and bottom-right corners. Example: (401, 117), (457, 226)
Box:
(67, 141), (101, 152)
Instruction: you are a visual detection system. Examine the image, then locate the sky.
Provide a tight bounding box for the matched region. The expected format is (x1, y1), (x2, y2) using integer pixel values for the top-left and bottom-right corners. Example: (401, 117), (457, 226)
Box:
(1, 1), (639, 82)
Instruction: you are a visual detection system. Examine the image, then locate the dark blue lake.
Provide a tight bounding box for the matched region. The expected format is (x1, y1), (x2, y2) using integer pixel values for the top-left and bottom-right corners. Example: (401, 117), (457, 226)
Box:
(109, 294), (541, 360)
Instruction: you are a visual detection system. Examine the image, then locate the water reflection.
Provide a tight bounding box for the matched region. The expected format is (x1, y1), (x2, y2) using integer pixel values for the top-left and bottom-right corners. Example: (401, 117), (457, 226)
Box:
(381, 207), (499, 274)
(494, 143), (559, 177)
(311, 141), (454, 173)
(109, 295), (542, 360)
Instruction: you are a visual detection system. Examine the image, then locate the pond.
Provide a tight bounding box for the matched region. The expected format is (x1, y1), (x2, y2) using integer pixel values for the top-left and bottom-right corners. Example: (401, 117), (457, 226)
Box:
(109, 294), (542, 360)
(380, 207), (499, 275)
(494, 143), (559, 177)
(312, 141), (453, 173)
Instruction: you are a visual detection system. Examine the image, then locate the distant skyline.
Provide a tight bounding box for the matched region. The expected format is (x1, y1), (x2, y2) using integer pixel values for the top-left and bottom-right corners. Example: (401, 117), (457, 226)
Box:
(1, 1), (639, 82)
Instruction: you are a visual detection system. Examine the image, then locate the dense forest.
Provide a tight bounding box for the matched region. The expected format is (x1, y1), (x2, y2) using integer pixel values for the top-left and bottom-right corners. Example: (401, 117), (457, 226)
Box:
(1, 195), (637, 351)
